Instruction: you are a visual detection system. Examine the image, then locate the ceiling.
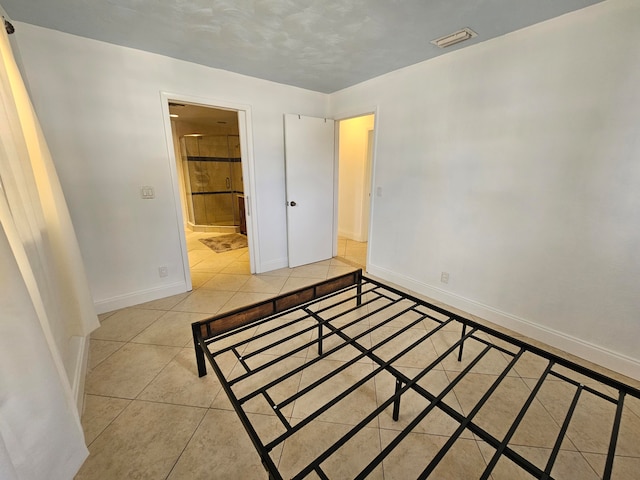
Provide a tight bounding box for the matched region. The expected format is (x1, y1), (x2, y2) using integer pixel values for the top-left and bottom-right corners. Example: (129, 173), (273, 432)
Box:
(169, 103), (241, 137)
(169, 102), (238, 127)
(2, 0), (603, 93)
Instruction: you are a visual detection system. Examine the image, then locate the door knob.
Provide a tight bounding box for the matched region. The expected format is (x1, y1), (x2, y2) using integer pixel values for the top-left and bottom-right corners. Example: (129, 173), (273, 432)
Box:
(289, 201), (297, 206)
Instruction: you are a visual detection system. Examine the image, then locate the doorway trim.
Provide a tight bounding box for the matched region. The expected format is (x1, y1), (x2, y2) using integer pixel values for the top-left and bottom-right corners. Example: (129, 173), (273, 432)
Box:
(160, 91), (260, 288)
(333, 106), (379, 269)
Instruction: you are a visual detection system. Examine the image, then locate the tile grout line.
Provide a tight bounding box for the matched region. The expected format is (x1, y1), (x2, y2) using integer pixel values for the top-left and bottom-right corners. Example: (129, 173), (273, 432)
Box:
(86, 338), (127, 373)
(83, 395), (134, 449)
(163, 406), (209, 480)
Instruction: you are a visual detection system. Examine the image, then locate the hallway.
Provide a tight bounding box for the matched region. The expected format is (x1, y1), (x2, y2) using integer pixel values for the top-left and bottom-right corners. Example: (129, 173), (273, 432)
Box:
(335, 235), (367, 270)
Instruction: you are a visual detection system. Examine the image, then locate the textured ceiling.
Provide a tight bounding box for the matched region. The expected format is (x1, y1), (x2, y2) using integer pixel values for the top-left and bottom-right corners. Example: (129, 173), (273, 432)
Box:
(2, 0), (603, 93)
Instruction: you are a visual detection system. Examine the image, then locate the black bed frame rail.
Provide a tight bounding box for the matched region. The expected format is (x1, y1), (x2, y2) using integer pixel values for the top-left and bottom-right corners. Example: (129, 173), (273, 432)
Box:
(192, 269), (363, 378)
(192, 269), (640, 480)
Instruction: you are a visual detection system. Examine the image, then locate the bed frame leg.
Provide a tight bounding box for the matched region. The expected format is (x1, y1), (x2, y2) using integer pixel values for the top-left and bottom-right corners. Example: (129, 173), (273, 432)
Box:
(356, 269), (363, 307)
(317, 323), (323, 356)
(192, 325), (207, 377)
(392, 378), (402, 421)
(457, 323), (467, 362)
(263, 458), (279, 480)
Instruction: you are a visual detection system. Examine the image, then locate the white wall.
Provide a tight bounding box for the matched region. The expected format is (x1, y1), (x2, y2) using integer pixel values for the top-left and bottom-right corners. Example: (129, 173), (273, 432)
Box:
(338, 115), (374, 241)
(10, 1), (640, 379)
(12, 23), (327, 312)
(330, 0), (640, 379)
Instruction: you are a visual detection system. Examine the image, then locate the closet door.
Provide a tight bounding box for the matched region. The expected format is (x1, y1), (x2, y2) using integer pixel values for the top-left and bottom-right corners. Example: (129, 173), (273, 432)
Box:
(284, 114), (335, 267)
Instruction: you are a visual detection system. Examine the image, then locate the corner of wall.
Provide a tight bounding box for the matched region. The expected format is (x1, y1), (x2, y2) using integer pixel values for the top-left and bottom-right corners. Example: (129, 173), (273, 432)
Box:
(366, 264), (640, 383)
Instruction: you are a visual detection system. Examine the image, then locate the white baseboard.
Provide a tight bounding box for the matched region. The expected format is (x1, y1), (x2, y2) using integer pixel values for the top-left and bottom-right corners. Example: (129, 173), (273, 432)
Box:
(69, 335), (89, 415)
(338, 229), (367, 243)
(93, 256), (295, 313)
(338, 228), (356, 239)
(94, 281), (187, 314)
(367, 264), (640, 382)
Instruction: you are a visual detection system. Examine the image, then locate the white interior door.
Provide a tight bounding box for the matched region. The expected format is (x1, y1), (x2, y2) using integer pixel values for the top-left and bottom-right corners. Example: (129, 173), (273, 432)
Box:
(284, 114), (335, 267)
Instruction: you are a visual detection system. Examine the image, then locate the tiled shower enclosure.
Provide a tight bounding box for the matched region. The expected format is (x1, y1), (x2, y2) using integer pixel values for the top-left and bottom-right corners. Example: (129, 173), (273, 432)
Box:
(181, 135), (244, 227)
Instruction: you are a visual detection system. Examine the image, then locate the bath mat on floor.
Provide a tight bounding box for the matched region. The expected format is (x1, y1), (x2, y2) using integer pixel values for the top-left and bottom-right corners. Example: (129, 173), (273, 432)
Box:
(199, 233), (248, 253)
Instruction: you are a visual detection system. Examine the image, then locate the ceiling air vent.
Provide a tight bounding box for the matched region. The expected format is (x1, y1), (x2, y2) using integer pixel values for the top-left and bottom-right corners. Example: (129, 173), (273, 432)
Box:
(431, 28), (477, 48)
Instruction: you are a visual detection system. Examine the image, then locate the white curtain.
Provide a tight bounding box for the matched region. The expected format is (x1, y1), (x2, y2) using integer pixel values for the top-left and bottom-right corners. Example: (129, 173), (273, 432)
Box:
(0, 23), (99, 480)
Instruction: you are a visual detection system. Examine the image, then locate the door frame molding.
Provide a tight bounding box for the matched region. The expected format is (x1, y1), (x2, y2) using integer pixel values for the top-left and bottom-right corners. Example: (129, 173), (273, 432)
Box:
(333, 106), (379, 268)
(160, 91), (260, 287)
(361, 129), (375, 243)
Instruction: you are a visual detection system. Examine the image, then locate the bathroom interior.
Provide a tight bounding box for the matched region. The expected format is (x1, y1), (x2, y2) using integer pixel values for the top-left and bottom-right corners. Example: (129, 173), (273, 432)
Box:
(169, 103), (246, 234)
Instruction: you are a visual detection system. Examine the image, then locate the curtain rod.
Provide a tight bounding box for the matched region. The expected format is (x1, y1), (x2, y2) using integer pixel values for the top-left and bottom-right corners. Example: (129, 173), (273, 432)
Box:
(4, 17), (15, 34)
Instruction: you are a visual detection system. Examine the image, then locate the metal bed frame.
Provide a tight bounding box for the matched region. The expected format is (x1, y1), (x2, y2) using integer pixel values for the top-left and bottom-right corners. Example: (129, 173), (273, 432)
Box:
(192, 269), (640, 479)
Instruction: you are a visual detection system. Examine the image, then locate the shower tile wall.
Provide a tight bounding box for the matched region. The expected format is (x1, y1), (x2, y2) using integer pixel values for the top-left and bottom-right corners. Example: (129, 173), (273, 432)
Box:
(229, 136), (243, 222)
(183, 135), (243, 227)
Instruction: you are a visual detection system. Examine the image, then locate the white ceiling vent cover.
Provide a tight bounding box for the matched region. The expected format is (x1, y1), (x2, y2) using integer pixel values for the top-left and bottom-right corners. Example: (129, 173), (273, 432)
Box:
(431, 28), (477, 48)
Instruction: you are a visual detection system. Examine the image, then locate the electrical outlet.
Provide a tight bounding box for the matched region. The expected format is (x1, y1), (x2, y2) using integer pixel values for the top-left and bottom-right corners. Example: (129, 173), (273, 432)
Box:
(441, 272), (449, 284)
(158, 266), (168, 278)
(141, 186), (155, 199)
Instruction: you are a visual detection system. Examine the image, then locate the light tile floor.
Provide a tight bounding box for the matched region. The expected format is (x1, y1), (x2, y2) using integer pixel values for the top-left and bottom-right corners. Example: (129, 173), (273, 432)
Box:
(336, 236), (367, 270)
(76, 231), (640, 479)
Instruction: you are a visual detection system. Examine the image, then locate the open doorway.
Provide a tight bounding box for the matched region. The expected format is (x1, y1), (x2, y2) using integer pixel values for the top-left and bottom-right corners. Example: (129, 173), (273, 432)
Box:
(169, 103), (245, 233)
(335, 114), (375, 269)
(166, 100), (255, 288)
